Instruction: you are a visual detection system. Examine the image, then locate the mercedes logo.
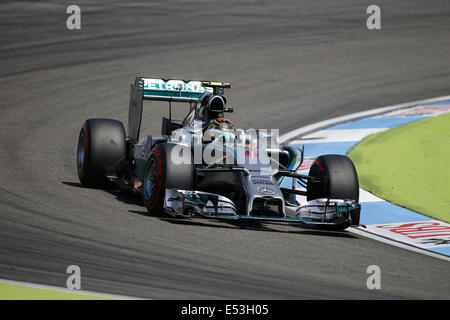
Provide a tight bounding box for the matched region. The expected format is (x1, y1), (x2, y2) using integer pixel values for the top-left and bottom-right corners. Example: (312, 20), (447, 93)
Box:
(257, 186), (275, 195)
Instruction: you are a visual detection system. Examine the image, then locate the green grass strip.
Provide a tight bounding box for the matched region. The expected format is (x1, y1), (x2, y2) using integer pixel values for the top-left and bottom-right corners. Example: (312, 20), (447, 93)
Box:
(348, 112), (450, 222)
(0, 283), (114, 300)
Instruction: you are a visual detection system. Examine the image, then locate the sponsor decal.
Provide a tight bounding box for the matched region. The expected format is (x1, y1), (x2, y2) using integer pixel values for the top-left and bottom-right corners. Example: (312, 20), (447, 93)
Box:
(142, 79), (213, 93)
(420, 238), (450, 246)
(381, 103), (450, 117)
(257, 186), (275, 195)
(366, 220), (450, 248)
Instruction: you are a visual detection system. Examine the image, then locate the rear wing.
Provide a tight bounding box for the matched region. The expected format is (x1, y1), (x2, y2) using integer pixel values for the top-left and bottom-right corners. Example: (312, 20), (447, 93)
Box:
(143, 78), (212, 102)
(128, 77), (230, 141)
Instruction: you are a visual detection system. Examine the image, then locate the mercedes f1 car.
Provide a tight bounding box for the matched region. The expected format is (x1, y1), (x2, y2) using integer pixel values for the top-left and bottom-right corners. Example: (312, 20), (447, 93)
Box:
(77, 78), (361, 230)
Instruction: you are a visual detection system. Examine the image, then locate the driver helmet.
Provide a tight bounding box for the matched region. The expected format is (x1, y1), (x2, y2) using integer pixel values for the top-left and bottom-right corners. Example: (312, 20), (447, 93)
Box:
(205, 118), (236, 143)
(208, 118), (235, 132)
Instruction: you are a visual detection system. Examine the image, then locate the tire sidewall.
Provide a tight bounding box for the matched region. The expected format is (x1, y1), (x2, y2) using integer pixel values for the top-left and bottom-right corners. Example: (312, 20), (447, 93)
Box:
(77, 123), (89, 181)
(77, 118), (126, 186)
(143, 146), (165, 213)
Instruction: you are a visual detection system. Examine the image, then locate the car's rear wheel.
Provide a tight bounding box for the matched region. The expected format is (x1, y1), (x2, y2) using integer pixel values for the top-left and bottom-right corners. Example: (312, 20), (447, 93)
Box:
(77, 118), (126, 187)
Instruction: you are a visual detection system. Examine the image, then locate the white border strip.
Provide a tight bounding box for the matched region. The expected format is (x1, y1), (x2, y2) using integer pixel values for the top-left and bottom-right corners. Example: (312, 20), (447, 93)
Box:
(280, 95), (450, 262)
(0, 278), (144, 300)
(279, 95), (450, 143)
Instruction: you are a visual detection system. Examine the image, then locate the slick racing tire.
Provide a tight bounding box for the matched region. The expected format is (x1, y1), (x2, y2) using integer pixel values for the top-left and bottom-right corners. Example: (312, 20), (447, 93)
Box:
(77, 118), (126, 187)
(307, 154), (359, 202)
(143, 143), (194, 215)
(307, 154), (360, 229)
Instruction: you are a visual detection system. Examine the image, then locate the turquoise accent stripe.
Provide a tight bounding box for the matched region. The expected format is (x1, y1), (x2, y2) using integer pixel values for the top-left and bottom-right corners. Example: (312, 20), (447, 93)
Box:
(143, 90), (203, 98)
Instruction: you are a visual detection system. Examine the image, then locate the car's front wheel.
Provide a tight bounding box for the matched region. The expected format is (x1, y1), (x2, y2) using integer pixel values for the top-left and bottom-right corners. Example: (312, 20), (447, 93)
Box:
(307, 154), (360, 228)
(142, 143), (194, 215)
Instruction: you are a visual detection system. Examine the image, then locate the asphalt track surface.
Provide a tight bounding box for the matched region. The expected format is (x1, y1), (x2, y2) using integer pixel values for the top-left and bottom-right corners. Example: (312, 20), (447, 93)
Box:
(1, 0), (450, 299)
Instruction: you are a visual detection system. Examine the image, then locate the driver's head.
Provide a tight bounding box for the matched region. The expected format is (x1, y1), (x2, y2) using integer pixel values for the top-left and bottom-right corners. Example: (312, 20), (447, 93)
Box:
(208, 117), (235, 132)
(204, 117), (235, 143)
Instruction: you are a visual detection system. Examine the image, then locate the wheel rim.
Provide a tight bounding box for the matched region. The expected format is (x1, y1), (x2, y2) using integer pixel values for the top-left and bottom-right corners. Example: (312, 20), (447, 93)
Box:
(77, 132), (86, 173)
(145, 158), (158, 200)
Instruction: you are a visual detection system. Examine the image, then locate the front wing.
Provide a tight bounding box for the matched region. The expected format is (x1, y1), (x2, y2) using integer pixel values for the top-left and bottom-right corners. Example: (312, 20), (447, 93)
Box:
(162, 189), (361, 228)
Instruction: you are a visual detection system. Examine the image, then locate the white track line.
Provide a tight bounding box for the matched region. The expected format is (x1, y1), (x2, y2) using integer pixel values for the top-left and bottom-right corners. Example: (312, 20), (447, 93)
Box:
(291, 128), (388, 144)
(280, 95), (450, 262)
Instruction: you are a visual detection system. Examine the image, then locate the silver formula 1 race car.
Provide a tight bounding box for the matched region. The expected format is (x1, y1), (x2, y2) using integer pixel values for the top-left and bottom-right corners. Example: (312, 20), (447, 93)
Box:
(77, 78), (361, 230)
